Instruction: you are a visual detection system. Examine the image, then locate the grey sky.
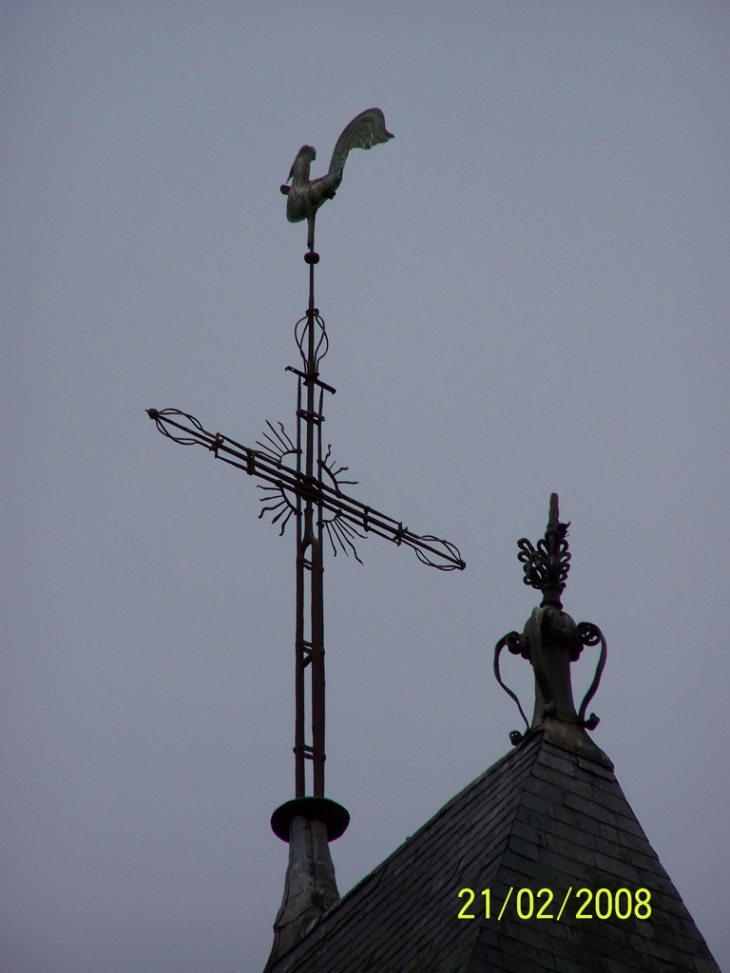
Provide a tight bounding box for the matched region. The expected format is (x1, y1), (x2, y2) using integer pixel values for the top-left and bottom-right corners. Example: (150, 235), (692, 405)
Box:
(3, 3), (729, 970)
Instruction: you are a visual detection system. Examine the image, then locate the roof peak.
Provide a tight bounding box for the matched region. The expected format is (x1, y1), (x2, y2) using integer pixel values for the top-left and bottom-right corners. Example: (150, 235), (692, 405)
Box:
(266, 728), (721, 973)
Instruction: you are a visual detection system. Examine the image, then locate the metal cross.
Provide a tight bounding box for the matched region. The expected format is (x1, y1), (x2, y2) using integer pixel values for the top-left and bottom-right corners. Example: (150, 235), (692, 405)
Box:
(147, 113), (464, 812)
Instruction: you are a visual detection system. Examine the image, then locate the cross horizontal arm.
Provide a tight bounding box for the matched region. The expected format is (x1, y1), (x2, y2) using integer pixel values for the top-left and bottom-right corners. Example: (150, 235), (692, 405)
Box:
(147, 407), (465, 571)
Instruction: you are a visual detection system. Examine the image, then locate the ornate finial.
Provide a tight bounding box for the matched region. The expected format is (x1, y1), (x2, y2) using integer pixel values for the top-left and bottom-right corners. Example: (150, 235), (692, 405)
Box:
(517, 492), (571, 608)
(493, 496), (609, 765)
(280, 108), (394, 250)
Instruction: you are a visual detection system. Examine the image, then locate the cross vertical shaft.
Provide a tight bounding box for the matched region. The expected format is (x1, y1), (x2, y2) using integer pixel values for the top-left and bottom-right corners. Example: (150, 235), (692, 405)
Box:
(295, 246), (328, 798)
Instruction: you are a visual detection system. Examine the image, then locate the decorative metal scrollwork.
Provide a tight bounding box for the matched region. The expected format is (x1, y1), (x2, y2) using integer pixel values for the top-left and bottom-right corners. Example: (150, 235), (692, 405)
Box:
(493, 631), (531, 745)
(517, 493), (571, 605)
(295, 310), (329, 370)
(575, 621), (607, 730)
(517, 533), (571, 592)
(256, 421), (300, 535)
(146, 408), (206, 446)
(492, 496), (608, 747)
(256, 420), (298, 465)
(323, 514), (365, 563)
(414, 536), (466, 571)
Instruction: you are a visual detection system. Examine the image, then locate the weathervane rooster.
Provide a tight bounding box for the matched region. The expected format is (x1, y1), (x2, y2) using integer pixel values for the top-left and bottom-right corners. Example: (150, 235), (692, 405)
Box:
(280, 108), (394, 249)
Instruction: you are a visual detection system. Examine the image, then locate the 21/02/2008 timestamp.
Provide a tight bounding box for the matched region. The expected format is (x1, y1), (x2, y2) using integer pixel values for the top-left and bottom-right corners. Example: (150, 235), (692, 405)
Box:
(457, 887), (652, 922)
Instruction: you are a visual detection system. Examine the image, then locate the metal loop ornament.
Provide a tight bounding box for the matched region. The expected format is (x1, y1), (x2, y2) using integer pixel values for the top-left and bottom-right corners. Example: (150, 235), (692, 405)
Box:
(146, 408), (206, 446)
(295, 310), (329, 370)
(414, 536), (466, 572)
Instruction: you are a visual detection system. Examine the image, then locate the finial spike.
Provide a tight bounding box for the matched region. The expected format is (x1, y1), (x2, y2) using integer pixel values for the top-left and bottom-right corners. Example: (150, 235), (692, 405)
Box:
(549, 492), (559, 528)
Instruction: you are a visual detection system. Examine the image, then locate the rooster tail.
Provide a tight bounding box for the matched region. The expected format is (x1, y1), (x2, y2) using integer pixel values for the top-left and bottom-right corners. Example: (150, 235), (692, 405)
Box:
(328, 108), (394, 177)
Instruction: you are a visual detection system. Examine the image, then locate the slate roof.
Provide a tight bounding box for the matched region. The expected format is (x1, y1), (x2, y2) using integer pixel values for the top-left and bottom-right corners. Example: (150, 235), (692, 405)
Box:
(266, 727), (720, 973)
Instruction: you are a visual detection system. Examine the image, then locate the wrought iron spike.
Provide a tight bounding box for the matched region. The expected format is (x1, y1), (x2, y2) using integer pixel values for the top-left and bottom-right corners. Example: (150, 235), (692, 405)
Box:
(257, 420), (297, 464)
(324, 516), (365, 564)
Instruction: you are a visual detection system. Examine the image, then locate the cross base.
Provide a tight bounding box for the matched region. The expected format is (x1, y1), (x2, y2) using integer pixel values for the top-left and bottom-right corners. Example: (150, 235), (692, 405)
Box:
(271, 797), (350, 843)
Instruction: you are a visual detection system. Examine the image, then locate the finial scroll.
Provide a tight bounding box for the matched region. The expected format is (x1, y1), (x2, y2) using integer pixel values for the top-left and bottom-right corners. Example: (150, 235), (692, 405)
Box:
(517, 492), (571, 608)
(280, 108), (394, 250)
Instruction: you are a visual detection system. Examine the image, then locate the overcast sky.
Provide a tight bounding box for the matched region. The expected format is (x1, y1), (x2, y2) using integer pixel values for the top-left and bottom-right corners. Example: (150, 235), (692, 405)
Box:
(3, 3), (729, 971)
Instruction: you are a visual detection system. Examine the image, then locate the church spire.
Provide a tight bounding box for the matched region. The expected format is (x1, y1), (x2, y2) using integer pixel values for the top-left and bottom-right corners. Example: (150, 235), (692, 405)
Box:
(494, 494), (609, 764)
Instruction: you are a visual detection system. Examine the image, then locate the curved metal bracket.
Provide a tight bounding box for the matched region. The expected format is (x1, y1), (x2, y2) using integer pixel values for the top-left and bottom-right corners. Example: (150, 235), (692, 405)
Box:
(493, 617), (607, 744)
(494, 631), (530, 744)
(576, 621), (607, 730)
